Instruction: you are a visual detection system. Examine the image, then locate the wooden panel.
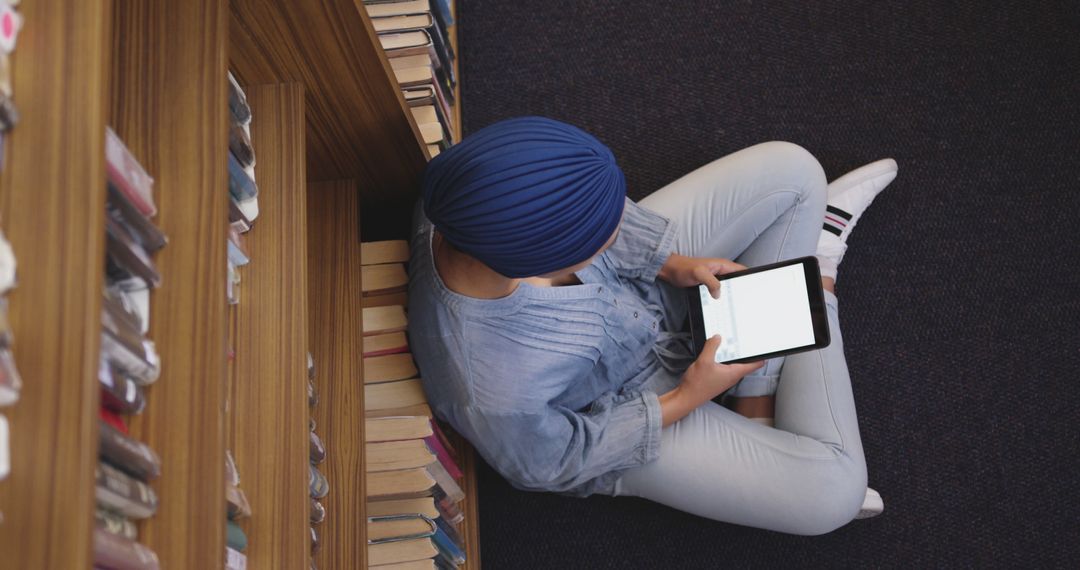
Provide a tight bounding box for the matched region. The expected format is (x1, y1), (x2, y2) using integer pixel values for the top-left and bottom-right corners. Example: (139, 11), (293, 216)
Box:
(308, 179), (367, 569)
(0, 1), (111, 567)
(109, 1), (230, 567)
(229, 83), (311, 569)
(456, 435), (483, 570)
(450, 0), (463, 143)
(228, 1), (427, 193)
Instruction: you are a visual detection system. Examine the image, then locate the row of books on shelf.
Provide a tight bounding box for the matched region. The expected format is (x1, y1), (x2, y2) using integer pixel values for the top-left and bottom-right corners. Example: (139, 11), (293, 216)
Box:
(96, 123), (166, 570)
(365, 0), (458, 155)
(224, 72), (256, 570)
(360, 239), (468, 569)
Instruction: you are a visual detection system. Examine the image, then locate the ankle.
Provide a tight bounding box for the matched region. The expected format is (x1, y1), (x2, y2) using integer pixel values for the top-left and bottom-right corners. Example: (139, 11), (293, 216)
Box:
(821, 277), (835, 293)
(727, 395), (775, 421)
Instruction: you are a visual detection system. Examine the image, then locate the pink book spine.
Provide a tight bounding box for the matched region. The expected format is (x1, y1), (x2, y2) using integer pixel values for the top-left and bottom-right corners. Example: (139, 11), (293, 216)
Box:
(424, 433), (463, 480)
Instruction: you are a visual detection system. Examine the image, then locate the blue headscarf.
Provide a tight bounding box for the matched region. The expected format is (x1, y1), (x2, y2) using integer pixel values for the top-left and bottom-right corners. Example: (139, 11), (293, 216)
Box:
(422, 116), (626, 278)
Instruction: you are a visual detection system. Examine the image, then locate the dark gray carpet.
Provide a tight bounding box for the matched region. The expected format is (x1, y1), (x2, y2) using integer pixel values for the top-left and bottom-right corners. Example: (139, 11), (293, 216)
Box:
(456, 1), (1080, 567)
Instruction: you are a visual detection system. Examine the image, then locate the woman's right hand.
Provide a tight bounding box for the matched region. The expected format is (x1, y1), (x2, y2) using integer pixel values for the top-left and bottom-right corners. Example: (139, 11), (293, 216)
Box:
(682, 335), (764, 403)
(659, 336), (764, 426)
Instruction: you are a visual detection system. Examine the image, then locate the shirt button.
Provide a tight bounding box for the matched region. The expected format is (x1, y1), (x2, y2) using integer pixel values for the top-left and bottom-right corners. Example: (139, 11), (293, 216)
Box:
(633, 312), (639, 318)
(597, 287), (603, 293)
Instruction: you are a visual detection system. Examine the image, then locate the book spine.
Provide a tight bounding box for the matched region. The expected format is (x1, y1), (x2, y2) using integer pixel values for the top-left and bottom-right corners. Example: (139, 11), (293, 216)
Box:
(105, 127), (157, 218)
(431, 526), (466, 566)
(426, 460), (464, 504)
(98, 358), (146, 415)
(94, 507), (139, 541)
(95, 462), (159, 520)
(227, 153), (259, 201)
(99, 420), (162, 481)
(93, 527), (160, 570)
(423, 434), (462, 479)
(225, 547), (248, 570)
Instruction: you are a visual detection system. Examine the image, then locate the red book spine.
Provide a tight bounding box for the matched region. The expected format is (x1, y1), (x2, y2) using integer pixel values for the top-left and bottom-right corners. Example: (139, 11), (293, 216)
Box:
(424, 432), (463, 480)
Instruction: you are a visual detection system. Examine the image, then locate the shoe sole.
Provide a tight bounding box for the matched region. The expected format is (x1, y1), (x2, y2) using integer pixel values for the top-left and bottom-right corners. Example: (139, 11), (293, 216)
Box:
(827, 158), (898, 195)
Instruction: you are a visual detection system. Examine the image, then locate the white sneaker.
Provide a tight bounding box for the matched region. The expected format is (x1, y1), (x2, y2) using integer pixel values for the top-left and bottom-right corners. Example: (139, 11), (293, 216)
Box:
(855, 487), (884, 519)
(816, 158), (898, 281)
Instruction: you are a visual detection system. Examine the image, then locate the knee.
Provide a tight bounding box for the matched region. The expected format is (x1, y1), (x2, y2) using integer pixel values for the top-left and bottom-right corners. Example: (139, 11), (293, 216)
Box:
(758, 141), (827, 204)
(787, 461), (868, 536)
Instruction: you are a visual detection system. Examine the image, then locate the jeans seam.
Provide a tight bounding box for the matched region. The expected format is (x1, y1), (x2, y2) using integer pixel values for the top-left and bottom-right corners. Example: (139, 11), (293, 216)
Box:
(710, 187), (804, 257)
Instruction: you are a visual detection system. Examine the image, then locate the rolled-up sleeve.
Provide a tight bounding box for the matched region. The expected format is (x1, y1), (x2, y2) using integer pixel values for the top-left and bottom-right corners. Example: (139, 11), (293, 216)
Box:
(449, 390), (662, 496)
(603, 198), (677, 282)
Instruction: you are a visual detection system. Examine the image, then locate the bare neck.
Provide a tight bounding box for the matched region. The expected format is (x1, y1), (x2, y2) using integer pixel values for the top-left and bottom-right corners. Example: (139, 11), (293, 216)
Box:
(433, 231), (521, 299)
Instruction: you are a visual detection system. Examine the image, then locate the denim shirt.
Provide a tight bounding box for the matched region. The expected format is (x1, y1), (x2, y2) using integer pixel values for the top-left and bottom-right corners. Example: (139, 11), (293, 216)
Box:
(407, 198), (692, 497)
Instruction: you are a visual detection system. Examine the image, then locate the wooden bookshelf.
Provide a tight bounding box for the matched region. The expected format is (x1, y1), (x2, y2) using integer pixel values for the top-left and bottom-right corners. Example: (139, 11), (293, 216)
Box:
(228, 82), (311, 569)
(0, 1), (110, 567)
(0, 1), (479, 568)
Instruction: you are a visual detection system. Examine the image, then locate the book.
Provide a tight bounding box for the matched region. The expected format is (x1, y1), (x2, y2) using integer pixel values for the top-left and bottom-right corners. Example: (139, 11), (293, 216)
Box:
(362, 240), (410, 266)
(425, 459), (464, 503)
(366, 497), (439, 520)
(100, 407), (128, 435)
(0, 413), (8, 481)
(226, 484), (252, 520)
(105, 127), (156, 218)
(310, 498), (326, 525)
(430, 525), (466, 566)
(363, 264), (409, 296)
(229, 197), (252, 233)
(226, 520), (248, 552)
(310, 430), (327, 464)
(228, 153), (259, 201)
(380, 29), (438, 63)
(367, 439), (436, 472)
(99, 420), (162, 481)
(369, 560), (435, 570)
(311, 525), (321, 555)
(101, 329), (160, 385)
(107, 183), (167, 253)
(0, 347), (21, 407)
(367, 466), (435, 499)
(310, 464), (330, 499)
(427, 144), (441, 158)
(106, 215), (161, 289)
(364, 353), (419, 384)
(96, 461), (158, 519)
(229, 121), (255, 168)
(93, 527), (160, 570)
(363, 305), (407, 336)
(371, 12), (434, 34)
(363, 291), (410, 309)
(366, 403), (433, 420)
(368, 537), (439, 567)
(363, 331), (410, 358)
(424, 429), (463, 480)
(365, 379), (427, 412)
(366, 416), (433, 443)
(227, 71), (251, 125)
(95, 507), (138, 540)
(411, 105), (450, 146)
(226, 547), (247, 570)
(368, 514), (437, 542)
(364, 0), (433, 19)
(227, 227), (250, 266)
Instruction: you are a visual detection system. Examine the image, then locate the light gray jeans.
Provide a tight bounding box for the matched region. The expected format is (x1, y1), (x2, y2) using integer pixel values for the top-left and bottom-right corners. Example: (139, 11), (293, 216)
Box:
(614, 142), (869, 535)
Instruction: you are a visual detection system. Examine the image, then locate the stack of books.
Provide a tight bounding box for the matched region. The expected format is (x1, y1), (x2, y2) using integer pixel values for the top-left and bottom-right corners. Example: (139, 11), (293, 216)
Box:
(309, 351), (330, 568)
(364, 0), (457, 156)
(0, 1), (21, 143)
(362, 240), (467, 569)
(0, 227), (21, 518)
(95, 128), (166, 569)
(224, 71), (256, 570)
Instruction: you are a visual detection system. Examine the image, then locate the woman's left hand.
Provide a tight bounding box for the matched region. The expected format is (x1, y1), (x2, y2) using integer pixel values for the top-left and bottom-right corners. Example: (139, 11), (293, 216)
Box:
(658, 254), (747, 299)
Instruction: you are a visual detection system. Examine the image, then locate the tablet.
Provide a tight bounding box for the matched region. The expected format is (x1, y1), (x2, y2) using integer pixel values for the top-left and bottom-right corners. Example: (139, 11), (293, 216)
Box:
(687, 256), (830, 364)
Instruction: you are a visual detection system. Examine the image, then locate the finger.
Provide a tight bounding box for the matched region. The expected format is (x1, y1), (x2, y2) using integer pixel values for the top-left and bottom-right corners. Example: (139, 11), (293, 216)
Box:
(725, 360), (765, 375)
(694, 266), (722, 299)
(702, 334), (723, 359)
(713, 259), (748, 275)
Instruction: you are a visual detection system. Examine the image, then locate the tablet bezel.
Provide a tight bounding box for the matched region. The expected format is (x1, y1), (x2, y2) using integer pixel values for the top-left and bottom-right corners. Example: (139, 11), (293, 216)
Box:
(686, 256), (831, 364)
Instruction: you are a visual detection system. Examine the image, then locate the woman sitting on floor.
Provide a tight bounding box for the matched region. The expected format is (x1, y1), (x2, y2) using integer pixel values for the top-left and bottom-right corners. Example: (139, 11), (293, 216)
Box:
(408, 116), (895, 534)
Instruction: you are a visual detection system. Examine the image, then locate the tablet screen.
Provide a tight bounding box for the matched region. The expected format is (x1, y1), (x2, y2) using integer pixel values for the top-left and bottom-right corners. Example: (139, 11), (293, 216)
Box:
(698, 263), (817, 362)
